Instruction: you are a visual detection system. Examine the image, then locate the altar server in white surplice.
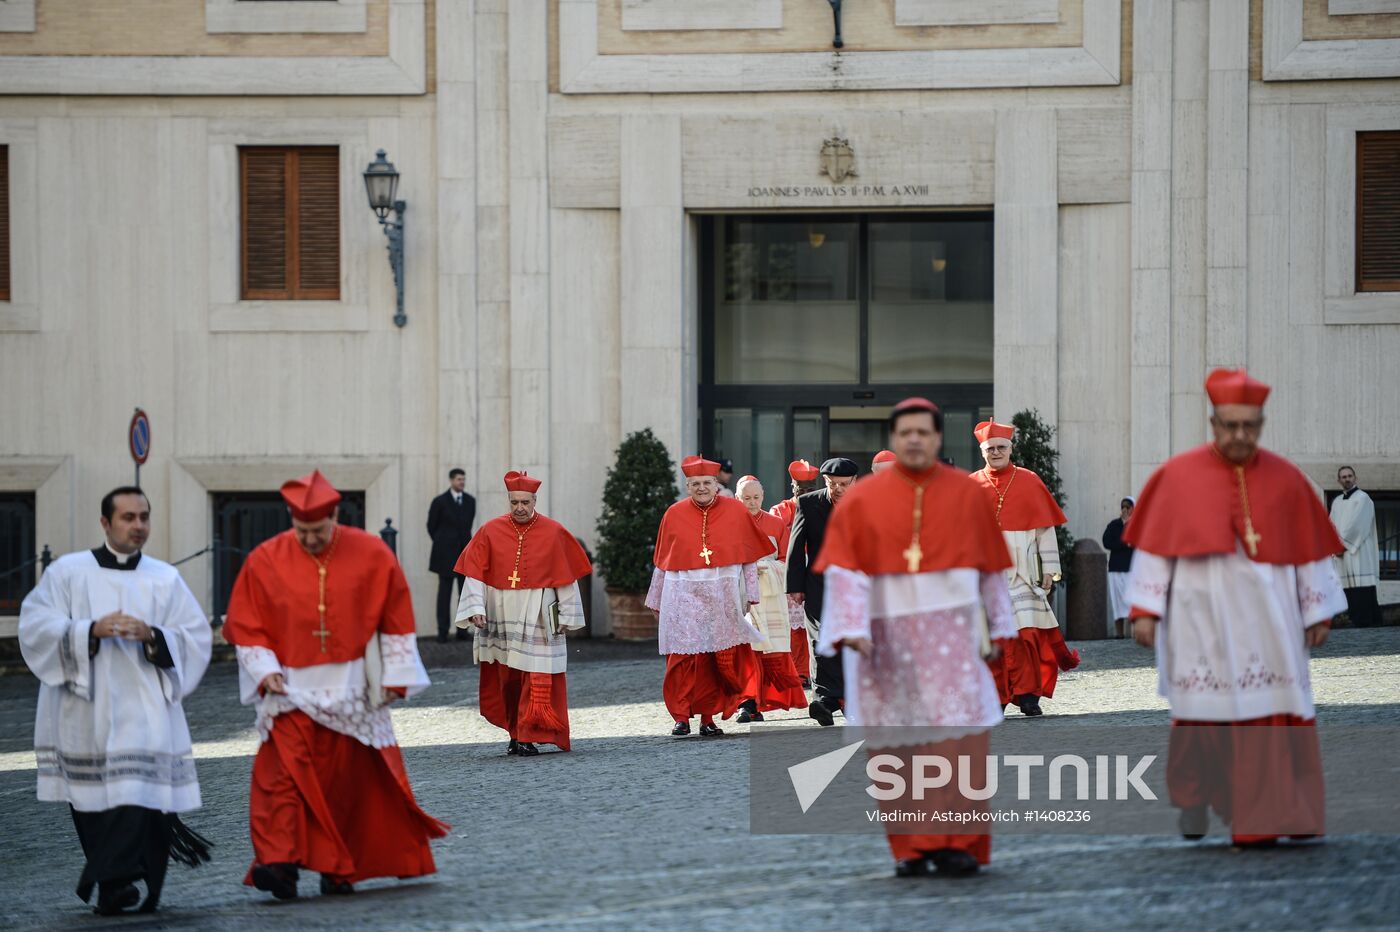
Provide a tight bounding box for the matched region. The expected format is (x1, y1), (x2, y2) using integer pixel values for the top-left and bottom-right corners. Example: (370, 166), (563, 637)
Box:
(20, 487), (213, 917)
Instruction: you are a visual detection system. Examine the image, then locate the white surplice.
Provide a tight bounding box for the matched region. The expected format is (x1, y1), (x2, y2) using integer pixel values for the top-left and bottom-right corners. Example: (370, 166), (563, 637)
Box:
(19, 550), (212, 813)
(455, 579), (585, 674)
(817, 566), (1015, 739)
(1125, 545), (1346, 721)
(1001, 527), (1061, 630)
(646, 563), (762, 655)
(1329, 489), (1381, 589)
(234, 635), (430, 749)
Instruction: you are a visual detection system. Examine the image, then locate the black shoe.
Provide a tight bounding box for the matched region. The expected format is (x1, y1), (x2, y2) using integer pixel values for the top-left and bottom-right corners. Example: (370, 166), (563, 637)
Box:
(320, 875), (355, 896)
(1018, 695), (1043, 717)
(671, 721), (691, 737)
(435, 634), (448, 644)
(507, 738), (519, 755)
(809, 700), (835, 727)
(94, 882), (141, 916)
(251, 862), (300, 900)
(699, 723), (724, 737)
(894, 858), (932, 878)
(929, 848), (980, 877)
(515, 742), (540, 756)
(1179, 805), (1209, 840)
(736, 701), (764, 724)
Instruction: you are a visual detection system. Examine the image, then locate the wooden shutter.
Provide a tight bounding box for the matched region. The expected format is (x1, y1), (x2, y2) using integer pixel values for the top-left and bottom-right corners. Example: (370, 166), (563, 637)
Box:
(0, 146), (10, 302)
(240, 146), (340, 300)
(1358, 131), (1400, 293)
(294, 148), (340, 297)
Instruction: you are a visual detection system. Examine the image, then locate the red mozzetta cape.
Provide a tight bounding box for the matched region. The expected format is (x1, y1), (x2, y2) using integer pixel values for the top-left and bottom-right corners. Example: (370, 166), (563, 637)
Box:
(1124, 444), (1343, 565)
(750, 508), (789, 560)
(653, 495), (776, 572)
(223, 526), (414, 668)
(814, 463), (1011, 576)
(453, 513), (592, 590)
(769, 497), (797, 529)
(970, 465), (1068, 531)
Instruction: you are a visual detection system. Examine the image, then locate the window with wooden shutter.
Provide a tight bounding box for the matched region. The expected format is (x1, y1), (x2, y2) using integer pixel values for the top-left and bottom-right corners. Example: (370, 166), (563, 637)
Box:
(240, 146), (340, 300)
(0, 146), (10, 303)
(1357, 131), (1400, 293)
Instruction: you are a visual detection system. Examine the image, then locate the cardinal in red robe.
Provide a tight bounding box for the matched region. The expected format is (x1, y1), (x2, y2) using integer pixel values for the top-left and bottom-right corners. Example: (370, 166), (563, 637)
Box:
(1125, 369), (1345, 847)
(970, 420), (1077, 716)
(734, 476), (808, 722)
(816, 398), (1017, 877)
(454, 471), (593, 755)
(769, 459), (820, 685)
(223, 470), (448, 900)
(647, 456), (775, 737)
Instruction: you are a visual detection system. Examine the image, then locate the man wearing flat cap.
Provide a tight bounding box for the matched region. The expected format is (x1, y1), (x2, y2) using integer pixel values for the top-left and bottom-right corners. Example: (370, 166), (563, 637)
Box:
(786, 456), (859, 725)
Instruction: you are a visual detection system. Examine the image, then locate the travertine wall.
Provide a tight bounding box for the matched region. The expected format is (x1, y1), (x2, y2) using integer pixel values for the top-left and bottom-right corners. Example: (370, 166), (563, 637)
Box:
(3, 0), (1400, 636)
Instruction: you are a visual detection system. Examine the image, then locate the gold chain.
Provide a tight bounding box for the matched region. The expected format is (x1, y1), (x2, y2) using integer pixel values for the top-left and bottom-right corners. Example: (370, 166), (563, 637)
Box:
(508, 514), (540, 587)
(984, 466), (1017, 526)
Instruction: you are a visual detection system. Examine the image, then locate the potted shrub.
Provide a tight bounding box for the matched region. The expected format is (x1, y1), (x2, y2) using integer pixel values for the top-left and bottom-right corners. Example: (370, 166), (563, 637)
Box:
(594, 429), (678, 641)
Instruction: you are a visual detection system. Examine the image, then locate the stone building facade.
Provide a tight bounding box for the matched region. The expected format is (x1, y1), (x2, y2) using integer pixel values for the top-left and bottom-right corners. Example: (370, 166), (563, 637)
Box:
(2, 1), (1398, 634)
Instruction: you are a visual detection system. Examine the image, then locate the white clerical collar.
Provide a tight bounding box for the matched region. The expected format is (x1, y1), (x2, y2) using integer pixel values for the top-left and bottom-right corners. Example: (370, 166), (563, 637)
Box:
(104, 541), (137, 565)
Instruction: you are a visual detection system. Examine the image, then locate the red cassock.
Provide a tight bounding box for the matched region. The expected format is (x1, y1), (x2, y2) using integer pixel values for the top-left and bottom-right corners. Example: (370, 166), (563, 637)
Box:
(454, 514), (593, 750)
(653, 497), (775, 723)
(1125, 445), (1341, 844)
(970, 465), (1074, 704)
(223, 527), (449, 884)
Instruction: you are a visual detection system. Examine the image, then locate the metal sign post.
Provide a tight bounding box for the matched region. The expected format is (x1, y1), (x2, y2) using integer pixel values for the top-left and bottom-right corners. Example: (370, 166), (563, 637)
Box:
(129, 408), (151, 486)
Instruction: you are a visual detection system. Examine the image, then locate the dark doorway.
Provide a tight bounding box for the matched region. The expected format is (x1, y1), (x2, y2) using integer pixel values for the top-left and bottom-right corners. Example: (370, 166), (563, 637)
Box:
(0, 492), (37, 614)
(212, 491), (365, 614)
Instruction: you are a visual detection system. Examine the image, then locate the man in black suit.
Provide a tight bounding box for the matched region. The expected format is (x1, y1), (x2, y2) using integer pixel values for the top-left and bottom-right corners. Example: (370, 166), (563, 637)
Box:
(786, 457), (859, 725)
(427, 468), (476, 643)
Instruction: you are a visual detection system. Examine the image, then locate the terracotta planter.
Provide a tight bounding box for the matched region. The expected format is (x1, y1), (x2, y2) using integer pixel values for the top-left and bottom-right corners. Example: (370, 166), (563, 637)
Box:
(607, 587), (656, 641)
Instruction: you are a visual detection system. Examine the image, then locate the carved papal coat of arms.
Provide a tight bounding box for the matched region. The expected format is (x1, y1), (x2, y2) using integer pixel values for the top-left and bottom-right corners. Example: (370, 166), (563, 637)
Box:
(819, 137), (857, 184)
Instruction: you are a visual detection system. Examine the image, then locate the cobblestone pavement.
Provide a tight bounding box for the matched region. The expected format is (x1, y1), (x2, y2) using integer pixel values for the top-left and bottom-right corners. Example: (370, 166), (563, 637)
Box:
(3, 630), (1400, 930)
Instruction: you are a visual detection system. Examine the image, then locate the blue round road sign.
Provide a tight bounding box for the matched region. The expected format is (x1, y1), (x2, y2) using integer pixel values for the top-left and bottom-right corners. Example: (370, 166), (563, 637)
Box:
(129, 409), (151, 465)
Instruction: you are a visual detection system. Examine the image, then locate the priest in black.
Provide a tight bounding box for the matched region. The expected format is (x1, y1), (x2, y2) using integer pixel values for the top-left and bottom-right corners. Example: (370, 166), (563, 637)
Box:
(786, 457), (859, 725)
(427, 468), (476, 642)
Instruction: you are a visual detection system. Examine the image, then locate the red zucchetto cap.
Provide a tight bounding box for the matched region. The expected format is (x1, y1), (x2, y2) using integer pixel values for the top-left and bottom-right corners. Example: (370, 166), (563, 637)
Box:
(892, 396), (941, 416)
(872, 450), (896, 465)
(281, 470), (341, 522)
(503, 470), (542, 493)
(681, 456), (722, 478)
(974, 420), (1016, 446)
(1205, 368), (1270, 407)
(787, 459), (819, 481)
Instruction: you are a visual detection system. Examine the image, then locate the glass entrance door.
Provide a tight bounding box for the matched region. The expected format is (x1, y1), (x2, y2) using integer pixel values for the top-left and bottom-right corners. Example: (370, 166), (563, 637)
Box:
(700, 212), (995, 495)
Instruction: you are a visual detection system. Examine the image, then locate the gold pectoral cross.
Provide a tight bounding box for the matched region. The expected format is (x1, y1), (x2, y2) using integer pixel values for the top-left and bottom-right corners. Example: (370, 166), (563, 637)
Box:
(902, 540), (923, 574)
(699, 545), (714, 566)
(507, 569), (522, 588)
(314, 565), (330, 652)
(1234, 465), (1263, 558)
